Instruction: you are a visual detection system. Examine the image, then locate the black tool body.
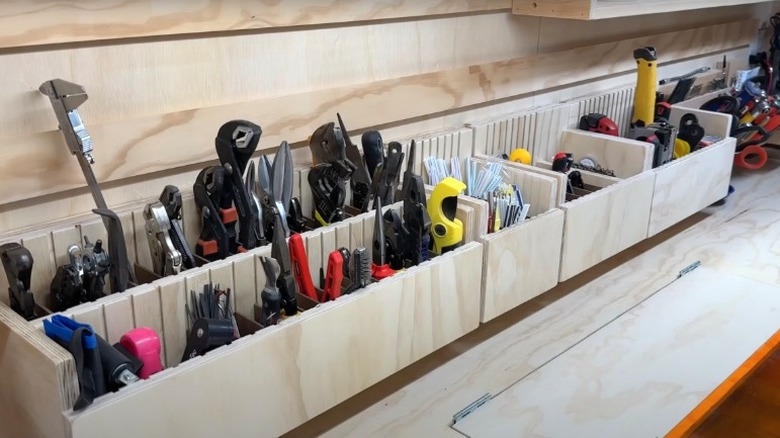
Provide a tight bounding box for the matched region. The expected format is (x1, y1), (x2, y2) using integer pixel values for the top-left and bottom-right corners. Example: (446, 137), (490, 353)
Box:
(215, 121), (261, 252)
(0, 243), (36, 319)
(337, 113), (373, 212)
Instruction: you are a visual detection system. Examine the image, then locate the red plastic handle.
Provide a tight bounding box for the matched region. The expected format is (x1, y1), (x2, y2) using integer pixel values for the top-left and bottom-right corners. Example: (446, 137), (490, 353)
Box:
(288, 234), (318, 302)
(323, 251), (344, 301)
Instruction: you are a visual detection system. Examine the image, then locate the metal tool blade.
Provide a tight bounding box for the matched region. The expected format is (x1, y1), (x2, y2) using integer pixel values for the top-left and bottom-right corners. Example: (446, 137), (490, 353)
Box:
(244, 160), (265, 243)
(276, 141), (294, 212)
(270, 142), (291, 237)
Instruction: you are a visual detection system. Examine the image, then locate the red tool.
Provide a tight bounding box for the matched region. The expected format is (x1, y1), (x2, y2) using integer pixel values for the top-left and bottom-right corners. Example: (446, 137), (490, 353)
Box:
(119, 327), (163, 379)
(578, 113), (619, 136)
(322, 251), (344, 301)
(551, 152), (574, 173)
(655, 102), (672, 121)
(734, 145), (769, 170)
(288, 233), (318, 302)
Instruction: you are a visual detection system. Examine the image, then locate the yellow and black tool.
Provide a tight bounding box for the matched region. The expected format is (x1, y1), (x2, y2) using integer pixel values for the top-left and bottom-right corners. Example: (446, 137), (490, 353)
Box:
(632, 47), (658, 127)
(427, 177), (466, 255)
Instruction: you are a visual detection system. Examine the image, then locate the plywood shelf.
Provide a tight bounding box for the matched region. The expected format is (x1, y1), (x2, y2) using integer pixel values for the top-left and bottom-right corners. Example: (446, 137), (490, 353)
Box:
(513, 0), (771, 20)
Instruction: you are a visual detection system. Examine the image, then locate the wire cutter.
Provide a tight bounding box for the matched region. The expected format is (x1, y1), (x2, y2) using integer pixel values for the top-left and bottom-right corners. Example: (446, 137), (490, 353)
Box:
(367, 142), (404, 208)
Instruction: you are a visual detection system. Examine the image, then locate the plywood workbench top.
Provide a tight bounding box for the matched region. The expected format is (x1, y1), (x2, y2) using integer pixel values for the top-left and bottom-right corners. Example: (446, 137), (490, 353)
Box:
(287, 153), (780, 437)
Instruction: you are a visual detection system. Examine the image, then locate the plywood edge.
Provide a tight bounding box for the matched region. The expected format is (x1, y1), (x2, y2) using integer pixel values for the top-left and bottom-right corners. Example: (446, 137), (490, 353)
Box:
(593, 0), (766, 20)
(4, 19), (755, 205)
(512, 0), (593, 19)
(0, 303), (77, 438)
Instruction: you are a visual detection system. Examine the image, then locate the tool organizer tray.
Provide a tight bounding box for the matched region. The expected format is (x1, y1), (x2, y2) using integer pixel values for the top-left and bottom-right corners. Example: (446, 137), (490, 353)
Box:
(0, 197), (483, 438)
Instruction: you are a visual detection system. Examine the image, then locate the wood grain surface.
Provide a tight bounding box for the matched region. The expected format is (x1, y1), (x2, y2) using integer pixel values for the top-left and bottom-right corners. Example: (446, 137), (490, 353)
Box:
(559, 128), (654, 178)
(0, 0), (512, 49)
(453, 267), (780, 437)
(0, 19), (752, 206)
(559, 171), (655, 281)
(513, 0), (593, 19)
(648, 138), (736, 237)
(480, 209), (564, 322)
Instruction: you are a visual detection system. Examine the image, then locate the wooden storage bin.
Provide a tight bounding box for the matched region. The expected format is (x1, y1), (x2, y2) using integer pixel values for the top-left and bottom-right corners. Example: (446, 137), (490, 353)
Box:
(0, 198), (482, 438)
(493, 151), (654, 282)
(560, 106), (735, 238)
(648, 107), (736, 236)
(451, 158), (565, 323)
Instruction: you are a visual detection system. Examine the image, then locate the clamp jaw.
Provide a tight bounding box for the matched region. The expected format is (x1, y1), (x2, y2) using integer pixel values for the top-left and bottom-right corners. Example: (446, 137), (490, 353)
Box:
(38, 79), (93, 164)
(0, 243), (37, 320)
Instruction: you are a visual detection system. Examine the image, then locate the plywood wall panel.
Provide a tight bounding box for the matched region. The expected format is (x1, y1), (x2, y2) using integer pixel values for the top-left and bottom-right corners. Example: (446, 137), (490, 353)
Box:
(0, 0), (512, 49)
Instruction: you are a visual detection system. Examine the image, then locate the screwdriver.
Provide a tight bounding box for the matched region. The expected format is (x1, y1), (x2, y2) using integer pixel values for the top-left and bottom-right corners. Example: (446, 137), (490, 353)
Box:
(371, 197), (395, 280)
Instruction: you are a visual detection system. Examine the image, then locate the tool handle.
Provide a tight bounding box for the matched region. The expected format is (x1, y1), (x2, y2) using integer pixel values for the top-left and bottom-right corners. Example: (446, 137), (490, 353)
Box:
(362, 131), (385, 177)
(180, 318), (235, 363)
(323, 251), (344, 301)
(97, 335), (140, 390)
(632, 47), (658, 126)
(119, 327), (163, 379)
(288, 234), (318, 301)
(260, 286), (282, 327)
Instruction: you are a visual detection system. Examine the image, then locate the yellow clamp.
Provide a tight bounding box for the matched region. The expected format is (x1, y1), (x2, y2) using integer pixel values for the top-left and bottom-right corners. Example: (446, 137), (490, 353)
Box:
(427, 177), (466, 255)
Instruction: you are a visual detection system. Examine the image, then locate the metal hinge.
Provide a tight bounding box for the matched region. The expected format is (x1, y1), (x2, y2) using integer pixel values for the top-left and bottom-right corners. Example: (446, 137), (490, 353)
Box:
(452, 393), (492, 424)
(678, 261), (702, 278)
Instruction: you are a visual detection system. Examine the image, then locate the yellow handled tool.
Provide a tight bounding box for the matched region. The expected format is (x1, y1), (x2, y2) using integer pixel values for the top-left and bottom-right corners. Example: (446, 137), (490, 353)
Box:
(632, 47), (658, 127)
(427, 177), (466, 255)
